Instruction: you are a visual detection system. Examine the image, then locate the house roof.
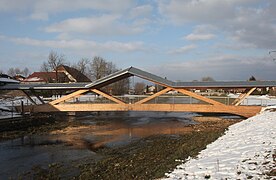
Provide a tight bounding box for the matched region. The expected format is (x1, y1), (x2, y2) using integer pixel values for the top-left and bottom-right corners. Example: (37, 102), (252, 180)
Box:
(57, 65), (91, 82)
(23, 72), (68, 82)
(1, 66), (276, 90)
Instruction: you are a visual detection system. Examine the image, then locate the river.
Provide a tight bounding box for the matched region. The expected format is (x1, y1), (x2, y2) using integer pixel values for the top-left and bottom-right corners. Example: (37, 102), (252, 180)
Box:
(0, 112), (199, 178)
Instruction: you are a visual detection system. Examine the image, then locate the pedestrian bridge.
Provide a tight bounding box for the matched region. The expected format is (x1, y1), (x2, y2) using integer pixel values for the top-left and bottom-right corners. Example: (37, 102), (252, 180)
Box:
(1, 67), (276, 118)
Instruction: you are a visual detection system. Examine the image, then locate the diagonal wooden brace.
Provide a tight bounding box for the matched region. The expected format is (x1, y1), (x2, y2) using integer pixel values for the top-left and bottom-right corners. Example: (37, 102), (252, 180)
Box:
(234, 87), (256, 106)
(49, 89), (90, 105)
(173, 88), (225, 106)
(91, 89), (126, 105)
(135, 87), (172, 104)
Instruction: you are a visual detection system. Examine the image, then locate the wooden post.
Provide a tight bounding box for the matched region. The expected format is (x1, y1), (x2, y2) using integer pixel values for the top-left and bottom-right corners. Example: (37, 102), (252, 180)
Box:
(21, 100), (25, 116)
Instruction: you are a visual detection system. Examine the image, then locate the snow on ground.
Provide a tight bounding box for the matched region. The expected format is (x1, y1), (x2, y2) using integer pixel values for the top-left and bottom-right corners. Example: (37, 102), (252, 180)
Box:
(165, 106), (276, 179)
(228, 94), (276, 106)
(0, 97), (31, 119)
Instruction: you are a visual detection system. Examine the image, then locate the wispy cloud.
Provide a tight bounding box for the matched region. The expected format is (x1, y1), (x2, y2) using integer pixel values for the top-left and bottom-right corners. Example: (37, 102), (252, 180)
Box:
(185, 33), (216, 41)
(44, 14), (147, 37)
(9, 37), (146, 53)
(152, 55), (276, 81)
(168, 44), (197, 54)
(0, 0), (134, 20)
(129, 5), (153, 19)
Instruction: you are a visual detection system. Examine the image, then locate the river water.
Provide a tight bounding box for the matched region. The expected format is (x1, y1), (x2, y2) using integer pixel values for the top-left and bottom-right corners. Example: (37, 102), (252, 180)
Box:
(0, 112), (198, 178)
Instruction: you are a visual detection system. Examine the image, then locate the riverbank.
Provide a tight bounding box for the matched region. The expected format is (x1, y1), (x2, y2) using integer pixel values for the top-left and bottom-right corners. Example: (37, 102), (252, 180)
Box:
(18, 115), (238, 179)
(0, 112), (239, 179)
(165, 107), (276, 179)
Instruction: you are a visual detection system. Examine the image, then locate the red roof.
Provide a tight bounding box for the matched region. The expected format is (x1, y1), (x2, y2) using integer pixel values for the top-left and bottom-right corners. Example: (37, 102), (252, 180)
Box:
(23, 72), (69, 83)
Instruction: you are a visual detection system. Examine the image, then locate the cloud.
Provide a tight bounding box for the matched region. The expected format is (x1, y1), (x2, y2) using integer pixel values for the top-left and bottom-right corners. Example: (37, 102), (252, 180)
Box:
(152, 54), (276, 81)
(185, 33), (216, 41)
(158, 0), (240, 24)
(44, 14), (146, 36)
(158, 0), (276, 49)
(129, 5), (153, 19)
(0, 0), (134, 20)
(168, 44), (197, 54)
(216, 42), (256, 50)
(10, 37), (146, 53)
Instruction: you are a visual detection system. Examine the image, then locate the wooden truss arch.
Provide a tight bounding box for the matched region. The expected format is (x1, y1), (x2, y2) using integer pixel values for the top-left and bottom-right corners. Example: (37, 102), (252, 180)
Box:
(29, 67), (263, 118)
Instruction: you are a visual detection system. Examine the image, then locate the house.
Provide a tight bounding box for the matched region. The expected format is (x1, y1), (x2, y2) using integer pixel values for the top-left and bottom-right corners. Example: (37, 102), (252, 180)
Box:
(23, 65), (91, 84)
(23, 72), (69, 84)
(56, 65), (91, 82)
(144, 85), (156, 94)
(13, 74), (26, 82)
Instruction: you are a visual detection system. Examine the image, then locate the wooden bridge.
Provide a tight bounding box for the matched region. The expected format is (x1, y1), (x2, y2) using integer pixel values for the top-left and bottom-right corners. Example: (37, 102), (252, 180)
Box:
(1, 67), (276, 118)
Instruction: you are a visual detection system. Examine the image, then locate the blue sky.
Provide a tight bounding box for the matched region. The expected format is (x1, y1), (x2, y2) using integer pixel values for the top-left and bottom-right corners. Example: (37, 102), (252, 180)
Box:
(0, 0), (276, 81)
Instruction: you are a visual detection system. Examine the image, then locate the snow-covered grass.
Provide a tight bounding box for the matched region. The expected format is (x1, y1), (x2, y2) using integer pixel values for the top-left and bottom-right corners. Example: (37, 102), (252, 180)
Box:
(165, 106), (276, 179)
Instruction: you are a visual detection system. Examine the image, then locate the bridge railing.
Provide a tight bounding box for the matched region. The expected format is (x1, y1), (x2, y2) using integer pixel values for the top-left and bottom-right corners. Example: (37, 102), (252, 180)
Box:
(58, 94), (276, 106)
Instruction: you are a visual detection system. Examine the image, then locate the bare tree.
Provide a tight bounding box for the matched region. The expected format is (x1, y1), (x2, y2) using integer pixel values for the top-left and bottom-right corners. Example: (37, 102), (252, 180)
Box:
(87, 56), (129, 95)
(134, 82), (146, 95)
(106, 61), (117, 75)
(201, 76), (215, 82)
(0, 69), (3, 74)
(110, 78), (130, 95)
(14, 68), (22, 75)
(73, 58), (89, 76)
(248, 76), (256, 81)
(7, 67), (30, 77)
(40, 62), (50, 72)
(7, 68), (16, 77)
(89, 56), (119, 80)
(41, 51), (66, 82)
(89, 56), (108, 80)
(22, 67), (30, 77)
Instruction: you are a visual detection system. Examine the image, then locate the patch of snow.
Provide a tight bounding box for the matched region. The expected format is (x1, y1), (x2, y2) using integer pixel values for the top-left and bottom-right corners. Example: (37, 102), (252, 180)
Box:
(0, 96), (43, 119)
(165, 107), (276, 179)
(227, 94), (276, 106)
(23, 77), (42, 82)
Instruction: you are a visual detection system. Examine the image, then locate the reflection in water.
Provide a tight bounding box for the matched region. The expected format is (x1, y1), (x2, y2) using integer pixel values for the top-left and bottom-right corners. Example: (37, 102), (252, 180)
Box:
(0, 112), (197, 178)
(50, 112), (197, 150)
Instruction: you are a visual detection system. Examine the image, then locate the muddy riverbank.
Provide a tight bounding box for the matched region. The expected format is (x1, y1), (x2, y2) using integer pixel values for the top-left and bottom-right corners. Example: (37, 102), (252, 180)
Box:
(0, 112), (240, 179)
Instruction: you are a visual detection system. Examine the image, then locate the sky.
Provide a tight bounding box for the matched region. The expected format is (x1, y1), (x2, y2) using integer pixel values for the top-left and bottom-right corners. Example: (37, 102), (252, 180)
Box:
(0, 0), (276, 81)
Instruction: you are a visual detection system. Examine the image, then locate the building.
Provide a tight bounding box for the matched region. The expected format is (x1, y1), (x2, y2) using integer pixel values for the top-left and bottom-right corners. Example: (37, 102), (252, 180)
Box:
(56, 65), (91, 82)
(23, 72), (69, 83)
(13, 74), (26, 82)
(23, 65), (91, 84)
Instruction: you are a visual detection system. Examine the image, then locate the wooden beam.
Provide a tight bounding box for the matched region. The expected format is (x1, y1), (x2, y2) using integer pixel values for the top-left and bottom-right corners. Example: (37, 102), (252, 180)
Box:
(231, 93), (245, 105)
(135, 87), (172, 104)
(234, 87), (256, 106)
(173, 88), (225, 106)
(49, 89), (90, 105)
(33, 103), (261, 118)
(91, 89), (126, 105)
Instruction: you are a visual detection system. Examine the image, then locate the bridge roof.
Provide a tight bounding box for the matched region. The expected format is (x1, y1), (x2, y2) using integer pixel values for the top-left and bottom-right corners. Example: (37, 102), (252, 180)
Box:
(1, 66), (276, 90)
(0, 83), (88, 90)
(85, 66), (174, 88)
